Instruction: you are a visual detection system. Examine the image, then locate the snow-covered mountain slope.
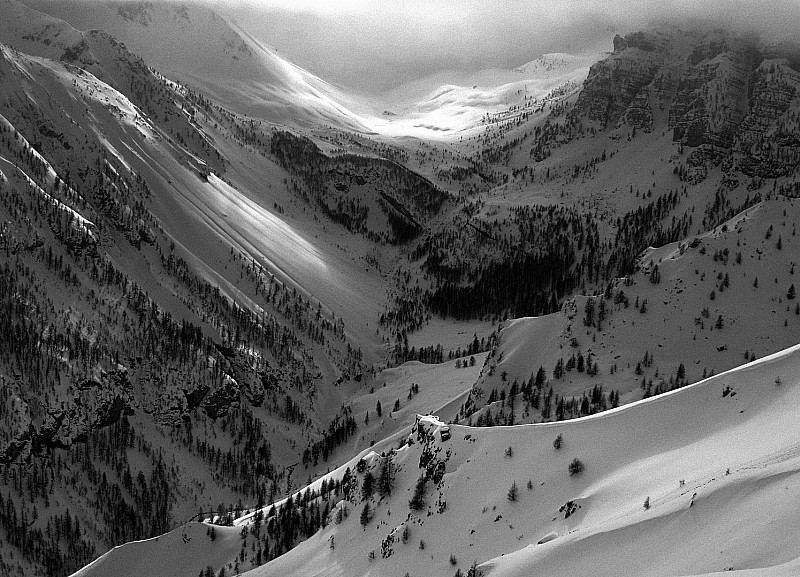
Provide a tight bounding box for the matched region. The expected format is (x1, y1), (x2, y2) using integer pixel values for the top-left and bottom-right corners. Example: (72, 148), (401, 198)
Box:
(72, 339), (800, 577)
(0, 0), (84, 59)
(17, 0), (602, 139)
(469, 196), (800, 422)
(20, 0), (372, 131)
(370, 52), (600, 139)
(0, 0), (390, 359)
(257, 341), (800, 577)
(0, 13), (404, 574)
(69, 523), (244, 577)
(3, 10), (800, 577)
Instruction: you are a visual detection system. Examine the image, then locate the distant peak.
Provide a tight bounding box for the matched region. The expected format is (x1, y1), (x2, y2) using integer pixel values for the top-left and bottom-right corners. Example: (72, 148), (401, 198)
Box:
(116, 1), (154, 27)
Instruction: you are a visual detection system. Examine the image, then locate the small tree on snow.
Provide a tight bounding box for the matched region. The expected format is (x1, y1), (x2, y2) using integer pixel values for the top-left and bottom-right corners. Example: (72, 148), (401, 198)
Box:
(360, 503), (372, 529)
(553, 434), (563, 450)
(643, 496), (650, 510)
(361, 471), (374, 499)
(377, 453), (394, 498)
(507, 481), (518, 502)
(568, 458), (584, 476)
(409, 475), (427, 511)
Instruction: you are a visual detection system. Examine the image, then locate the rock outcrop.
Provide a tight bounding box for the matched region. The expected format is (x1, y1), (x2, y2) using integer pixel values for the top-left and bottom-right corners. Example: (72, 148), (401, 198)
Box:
(564, 28), (800, 180)
(203, 374), (240, 419)
(0, 366), (134, 463)
(573, 31), (666, 129)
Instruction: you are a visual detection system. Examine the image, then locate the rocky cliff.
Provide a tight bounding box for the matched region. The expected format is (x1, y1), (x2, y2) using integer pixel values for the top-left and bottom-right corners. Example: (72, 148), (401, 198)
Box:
(565, 27), (800, 180)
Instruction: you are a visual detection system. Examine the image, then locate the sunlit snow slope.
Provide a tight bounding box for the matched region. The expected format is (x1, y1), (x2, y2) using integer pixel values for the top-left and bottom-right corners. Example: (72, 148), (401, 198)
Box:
(370, 53), (600, 139)
(71, 340), (800, 577)
(21, 0), (603, 139)
(25, 0), (371, 131)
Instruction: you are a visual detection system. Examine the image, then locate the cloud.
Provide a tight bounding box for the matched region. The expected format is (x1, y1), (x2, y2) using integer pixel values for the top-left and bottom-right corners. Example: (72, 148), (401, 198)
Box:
(232, 0), (373, 15)
(219, 0), (620, 92)
(55, 0), (800, 93)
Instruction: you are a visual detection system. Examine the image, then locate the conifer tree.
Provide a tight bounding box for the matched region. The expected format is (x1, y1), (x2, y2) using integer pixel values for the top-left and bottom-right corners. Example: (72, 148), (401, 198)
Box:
(360, 503), (371, 529)
(409, 475), (427, 510)
(361, 471), (374, 499)
(507, 481), (518, 502)
(377, 454), (394, 498)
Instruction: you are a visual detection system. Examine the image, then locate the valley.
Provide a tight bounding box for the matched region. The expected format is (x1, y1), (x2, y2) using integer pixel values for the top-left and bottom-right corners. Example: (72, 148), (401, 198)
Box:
(0, 1), (798, 576)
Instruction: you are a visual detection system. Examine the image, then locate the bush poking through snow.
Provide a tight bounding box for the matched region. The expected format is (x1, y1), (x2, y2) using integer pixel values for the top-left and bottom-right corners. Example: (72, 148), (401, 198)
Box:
(553, 434), (563, 450)
(643, 496), (650, 510)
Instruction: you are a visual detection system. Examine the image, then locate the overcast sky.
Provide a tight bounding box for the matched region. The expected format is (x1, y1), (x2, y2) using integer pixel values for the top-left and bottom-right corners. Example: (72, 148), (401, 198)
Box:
(27, 0), (800, 94)
(211, 0), (800, 93)
(215, 1), (611, 92)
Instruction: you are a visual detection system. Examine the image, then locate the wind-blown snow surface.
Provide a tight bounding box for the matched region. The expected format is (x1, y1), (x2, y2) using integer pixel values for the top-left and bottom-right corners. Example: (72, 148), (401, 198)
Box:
(72, 342), (800, 577)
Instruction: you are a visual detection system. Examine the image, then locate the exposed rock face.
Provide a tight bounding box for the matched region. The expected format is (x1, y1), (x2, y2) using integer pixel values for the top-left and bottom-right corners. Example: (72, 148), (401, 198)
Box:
(203, 374), (240, 419)
(735, 60), (800, 177)
(0, 366), (134, 463)
(183, 383), (210, 410)
(613, 34), (627, 53)
(622, 90), (654, 131)
(566, 28), (800, 180)
(669, 36), (756, 150)
(573, 31), (665, 129)
(243, 378), (265, 407)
